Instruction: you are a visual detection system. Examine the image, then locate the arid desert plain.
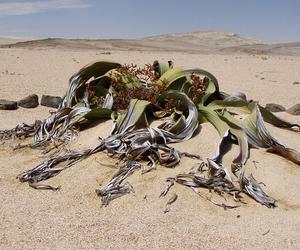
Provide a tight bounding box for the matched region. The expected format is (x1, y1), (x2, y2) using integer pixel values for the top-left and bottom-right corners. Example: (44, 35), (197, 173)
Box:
(0, 32), (300, 249)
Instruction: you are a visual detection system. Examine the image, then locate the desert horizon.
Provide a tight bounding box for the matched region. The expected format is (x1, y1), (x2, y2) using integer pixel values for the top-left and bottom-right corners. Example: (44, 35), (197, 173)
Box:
(1, 31), (300, 56)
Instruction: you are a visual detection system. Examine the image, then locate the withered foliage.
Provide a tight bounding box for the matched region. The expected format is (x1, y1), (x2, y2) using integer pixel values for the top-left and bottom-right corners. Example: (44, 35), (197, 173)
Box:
(109, 64), (206, 110)
(190, 74), (207, 102)
(110, 64), (167, 110)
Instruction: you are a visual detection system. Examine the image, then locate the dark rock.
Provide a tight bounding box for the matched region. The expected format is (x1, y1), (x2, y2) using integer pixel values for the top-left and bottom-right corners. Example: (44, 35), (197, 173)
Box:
(100, 51), (111, 55)
(230, 92), (247, 101)
(18, 94), (39, 108)
(0, 99), (18, 110)
(292, 81), (300, 85)
(286, 104), (300, 115)
(41, 95), (62, 108)
(265, 103), (286, 112)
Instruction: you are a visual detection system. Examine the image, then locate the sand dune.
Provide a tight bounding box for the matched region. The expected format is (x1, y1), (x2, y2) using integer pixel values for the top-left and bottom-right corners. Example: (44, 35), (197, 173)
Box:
(144, 31), (268, 46)
(1, 31), (299, 56)
(221, 42), (300, 56)
(0, 36), (25, 45)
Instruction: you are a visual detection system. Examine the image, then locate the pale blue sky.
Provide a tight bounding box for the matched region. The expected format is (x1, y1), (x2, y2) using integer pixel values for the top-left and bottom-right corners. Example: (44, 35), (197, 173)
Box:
(0, 0), (299, 42)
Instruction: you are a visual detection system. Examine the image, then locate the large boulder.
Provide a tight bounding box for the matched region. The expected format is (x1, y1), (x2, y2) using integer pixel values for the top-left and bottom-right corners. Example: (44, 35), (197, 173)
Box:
(41, 95), (62, 108)
(265, 103), (286, 112)
(0, 99), (18, 110)
(18, 94), (39, 108)
(286, 104), (300, 115)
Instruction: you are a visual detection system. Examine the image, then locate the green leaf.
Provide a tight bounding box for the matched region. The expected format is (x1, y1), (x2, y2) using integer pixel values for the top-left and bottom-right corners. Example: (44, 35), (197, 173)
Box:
(241, 103), (283, 148)
(158, 90), (199, 141)
(208, 98), (251, 114)
(259, 106), (300, 130)
(113, 99), (150, 134)
(158, 62), (172, 76)
(197, 105), (228, 136)
(62, 61), (121, 108)
(167, 111), (186, 134)
(159, 67), (185, 85)
(92, 75), (112, 94)
(216, 112), (249, 172)
(208, 96), (300, 130)
(107, 69), (142, 89)
(71, 61), (121, 82)
(85, 108), (112, 121)
(160, 68), (220, 104)
(240, 104), (300, 165)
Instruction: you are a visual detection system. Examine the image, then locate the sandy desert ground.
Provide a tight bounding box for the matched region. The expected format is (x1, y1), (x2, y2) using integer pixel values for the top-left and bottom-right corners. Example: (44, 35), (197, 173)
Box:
(0, 40), (300, 249)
